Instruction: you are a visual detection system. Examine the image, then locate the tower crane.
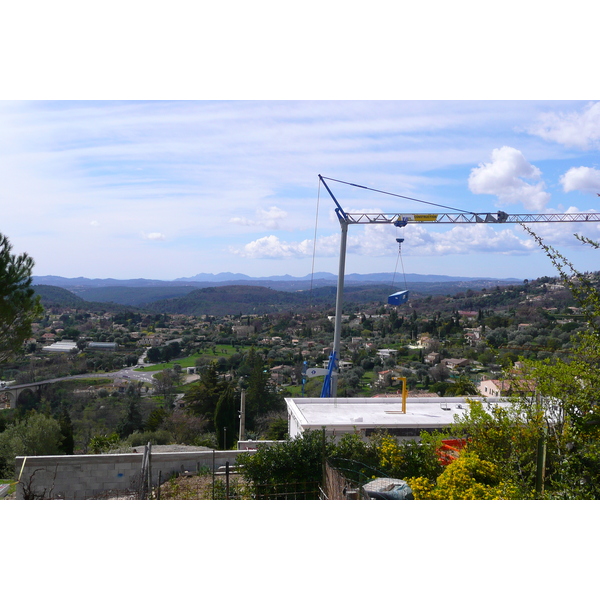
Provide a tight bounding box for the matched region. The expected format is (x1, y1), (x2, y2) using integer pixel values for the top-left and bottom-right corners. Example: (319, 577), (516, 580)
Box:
(316, 175), (600, 398)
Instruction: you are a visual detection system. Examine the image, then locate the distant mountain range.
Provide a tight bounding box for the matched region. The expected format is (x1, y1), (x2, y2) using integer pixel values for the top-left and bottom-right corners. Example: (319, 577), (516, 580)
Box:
(34, 271), (521, 289)
(175, 271), (522, 284)
(31, 272), (522, 311)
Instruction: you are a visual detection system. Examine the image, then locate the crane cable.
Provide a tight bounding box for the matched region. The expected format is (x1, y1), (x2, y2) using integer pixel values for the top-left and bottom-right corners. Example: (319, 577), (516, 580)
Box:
(321, 176), (476, 215)
(391, 241), (408, 291)
(309, 177), (322, 307)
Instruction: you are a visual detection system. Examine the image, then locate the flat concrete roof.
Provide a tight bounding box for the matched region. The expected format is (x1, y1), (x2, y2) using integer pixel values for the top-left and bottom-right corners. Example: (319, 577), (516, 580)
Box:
(285, 396), (512, 433)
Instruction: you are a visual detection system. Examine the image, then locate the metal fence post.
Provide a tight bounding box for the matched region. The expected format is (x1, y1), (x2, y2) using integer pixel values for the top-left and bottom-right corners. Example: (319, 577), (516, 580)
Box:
(226, 461), (230, 500)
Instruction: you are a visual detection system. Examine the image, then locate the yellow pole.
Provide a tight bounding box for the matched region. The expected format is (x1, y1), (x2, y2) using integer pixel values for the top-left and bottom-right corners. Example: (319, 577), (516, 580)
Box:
(401, 377), (407, 413)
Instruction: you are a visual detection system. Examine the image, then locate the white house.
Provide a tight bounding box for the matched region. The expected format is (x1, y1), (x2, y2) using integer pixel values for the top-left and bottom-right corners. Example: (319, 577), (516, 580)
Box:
(285, 396), (504, 442)
(377, 348), (398, 359)
(478, 378), (537, 398)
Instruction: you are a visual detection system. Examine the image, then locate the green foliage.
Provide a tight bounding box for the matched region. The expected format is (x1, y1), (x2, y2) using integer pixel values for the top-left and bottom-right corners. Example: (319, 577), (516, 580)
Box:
(450, 229), (600, 499)
(237, 429), (330, 498)
(145, 407), (168, 432)
(335, 430), (445, 483)
(451, 399), (541, 497)
(214, 384), (238, 449)
(116, 398), (144, 439)
(158, 411), (210, 446)
(152, 368), (182, 404)
(0, 411), (64, 477)
(0, 232), (43, 363)
(244, 349), (283, 430)
(57, 406), (75, 454)
(89, 432), (121, 454)
(408, 451), (519, 500)
(147, 341), (182, 364)
(127, 429), (173, 447)
(184, 362), (225, 424)
(444, 375), (478, 396)
(238, 429), (445, 499)
(264, 416), (288, 440)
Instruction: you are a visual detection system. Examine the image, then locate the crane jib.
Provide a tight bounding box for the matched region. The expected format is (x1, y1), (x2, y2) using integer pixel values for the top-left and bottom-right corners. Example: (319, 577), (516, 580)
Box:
(341, 212), (600, 225)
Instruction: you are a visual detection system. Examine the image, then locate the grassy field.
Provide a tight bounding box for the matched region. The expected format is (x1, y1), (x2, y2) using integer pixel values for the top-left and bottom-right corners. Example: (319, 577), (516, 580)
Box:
(136, 345), (255, 372)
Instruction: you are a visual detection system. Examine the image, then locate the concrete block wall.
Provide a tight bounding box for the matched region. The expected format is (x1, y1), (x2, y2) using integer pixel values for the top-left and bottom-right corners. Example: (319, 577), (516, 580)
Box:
(14, 450), (247, 499)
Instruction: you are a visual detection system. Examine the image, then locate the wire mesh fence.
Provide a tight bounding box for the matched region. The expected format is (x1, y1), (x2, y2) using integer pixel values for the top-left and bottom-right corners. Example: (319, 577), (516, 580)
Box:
(324, 457), (392, 499)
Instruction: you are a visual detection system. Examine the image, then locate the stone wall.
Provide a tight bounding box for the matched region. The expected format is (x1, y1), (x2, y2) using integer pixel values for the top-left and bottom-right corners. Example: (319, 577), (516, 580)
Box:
(14, 449), (246, 499)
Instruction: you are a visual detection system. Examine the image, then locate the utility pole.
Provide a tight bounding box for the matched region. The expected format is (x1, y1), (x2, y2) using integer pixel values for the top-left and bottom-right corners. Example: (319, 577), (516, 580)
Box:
(239, 388), (246, 442)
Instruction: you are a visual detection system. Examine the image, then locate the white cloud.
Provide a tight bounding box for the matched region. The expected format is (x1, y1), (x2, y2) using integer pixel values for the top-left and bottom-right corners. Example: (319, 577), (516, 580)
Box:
(90, 220), (100, 227)
(560, 166), (600, 194)
(528, 101), (600, 149)
(142, 232), (166, 241)
(405, 224), (537, 256)
(516, 207), (600, 246)
(231, 235), (316, 259)
(229, 206), (289, 230)
(468, 146), (550, 211)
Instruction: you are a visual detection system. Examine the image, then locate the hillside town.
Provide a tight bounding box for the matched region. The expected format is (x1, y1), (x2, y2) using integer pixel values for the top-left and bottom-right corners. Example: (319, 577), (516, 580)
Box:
(1, 274), (591, 421)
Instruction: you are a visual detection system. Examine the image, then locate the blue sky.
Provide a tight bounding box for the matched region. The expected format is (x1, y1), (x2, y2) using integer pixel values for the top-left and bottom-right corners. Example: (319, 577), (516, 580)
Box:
(1, 99), (599, 281)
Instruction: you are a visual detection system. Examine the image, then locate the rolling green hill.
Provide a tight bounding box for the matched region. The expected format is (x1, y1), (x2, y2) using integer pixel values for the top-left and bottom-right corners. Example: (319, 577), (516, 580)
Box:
(34, 277), (526, 317)
(140, 284), (409, 316)
(143, 285), (315, 316)
(74, 285), (197, 306)
(33, 285), (146, 313)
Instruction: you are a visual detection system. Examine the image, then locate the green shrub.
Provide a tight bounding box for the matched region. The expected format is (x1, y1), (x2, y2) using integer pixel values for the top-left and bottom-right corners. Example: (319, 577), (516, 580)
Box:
(127, 430), (173, 447)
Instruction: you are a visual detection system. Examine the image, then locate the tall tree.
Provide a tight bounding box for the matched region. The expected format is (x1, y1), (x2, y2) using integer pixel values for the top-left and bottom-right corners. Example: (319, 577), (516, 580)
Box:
(244, 349), (282, 431)
(57, 405), (75, 455)
(117, 398), (144, 439)
(153, 369), (181, 406)
(214, 383), (238, 449)
(0, 232), (43, 363)
(184, 362), (225, 426)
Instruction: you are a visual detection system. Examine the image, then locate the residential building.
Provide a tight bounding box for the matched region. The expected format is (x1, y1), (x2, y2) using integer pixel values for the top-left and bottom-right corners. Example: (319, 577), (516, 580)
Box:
(285, 396), (507, 442)
(424, 352), (441, 364)
(441, 358), (471, 371)
(478, 378), (537, 397)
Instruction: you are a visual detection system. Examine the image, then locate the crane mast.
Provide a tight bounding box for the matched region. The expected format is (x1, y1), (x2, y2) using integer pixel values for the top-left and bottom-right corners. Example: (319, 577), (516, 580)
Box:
(317, 174), (600, 399)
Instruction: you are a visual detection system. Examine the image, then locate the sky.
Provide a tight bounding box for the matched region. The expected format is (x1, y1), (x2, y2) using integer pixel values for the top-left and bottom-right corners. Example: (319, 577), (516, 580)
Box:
(2, 100), (599, 282)
(0, 3), (598, 284)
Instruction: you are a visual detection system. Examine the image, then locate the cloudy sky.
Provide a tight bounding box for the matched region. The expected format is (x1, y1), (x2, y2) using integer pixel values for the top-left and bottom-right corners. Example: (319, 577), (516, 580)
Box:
(1, 99), (599, 281)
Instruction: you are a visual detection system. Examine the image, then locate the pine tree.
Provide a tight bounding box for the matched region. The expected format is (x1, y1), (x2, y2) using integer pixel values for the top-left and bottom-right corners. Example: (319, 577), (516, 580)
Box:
(117, 398), (143, 439)
(244, 350), (282, 431)
(58, 406), (75, 454)
(214, 384), (238, 449)
(0, 232), (43, 363)
(184, 361), (226, 427)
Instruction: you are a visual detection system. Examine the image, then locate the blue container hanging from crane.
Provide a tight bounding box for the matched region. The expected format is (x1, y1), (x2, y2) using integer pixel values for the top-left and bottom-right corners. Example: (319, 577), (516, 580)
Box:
(388, 290), (409, 305)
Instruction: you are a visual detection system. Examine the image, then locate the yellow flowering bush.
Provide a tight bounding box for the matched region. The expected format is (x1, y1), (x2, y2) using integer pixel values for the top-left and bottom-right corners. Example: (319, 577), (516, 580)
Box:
(407, 451), (518, 500)
(377, 434), (403, 473)
(371, 431), (445, 481)
(406, 476), (435, 499)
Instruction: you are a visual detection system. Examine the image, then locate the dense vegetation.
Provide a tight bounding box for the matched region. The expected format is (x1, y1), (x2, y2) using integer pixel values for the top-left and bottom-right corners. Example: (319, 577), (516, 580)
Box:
(3, 227), (600, 499)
